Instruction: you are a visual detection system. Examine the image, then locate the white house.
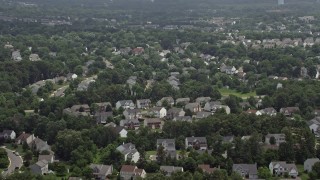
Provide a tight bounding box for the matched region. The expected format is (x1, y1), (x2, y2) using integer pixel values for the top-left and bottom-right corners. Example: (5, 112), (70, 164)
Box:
(117, 143), (140, 163)
(149, 107), (167, 118)
(116, 100), (135, 110)
(269, 161), (298, 178)
(112, 127), (128, 138)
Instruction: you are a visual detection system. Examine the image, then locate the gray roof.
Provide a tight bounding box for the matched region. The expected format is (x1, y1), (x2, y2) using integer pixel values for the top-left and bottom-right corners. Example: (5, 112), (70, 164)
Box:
(90, 164), (112, 176)
(116, 143), (138, 159)
(265, 133), (285, 139)
(194, 111), (212, 119)
(118, 100), (134, 105)
(160, 166), (183, 173)
(186, 137), (207, 143)
(233, 164), (258, 175)
(157, 139), (176, 151)
(304, 158), (320, 165)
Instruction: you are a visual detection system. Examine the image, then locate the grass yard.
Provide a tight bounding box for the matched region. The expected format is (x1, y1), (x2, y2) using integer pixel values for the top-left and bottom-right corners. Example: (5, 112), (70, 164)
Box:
(297, 164), (309, 180)
(145, 151), (157, 158)
(219, 88), (256, 99)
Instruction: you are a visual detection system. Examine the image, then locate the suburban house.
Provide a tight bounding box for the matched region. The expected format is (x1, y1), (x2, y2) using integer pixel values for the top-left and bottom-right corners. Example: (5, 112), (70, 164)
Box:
(280, 107), (300, 116)
(117, 143), (140, 163)
(308, 117), (320, 137)
(132, 47), (144, 55)
(157, 139), (177, 159)
(304, 158), (320, 172)
(166, 108), (185, 120)
(120, 165), (146, 180)
(12, 50), (22, 61)
(116, 100), (135, 110)
(160, 166), (183, 176)
(123, 109), (142, 119)
(149, 107), (167, 118)
(173, 116), (192, 122)
(185, 137), (207, 150)
(89, 164), (113, 180)
(260, 107), (277, 116)
(63, 104), (91, 117)
(269, 161), (299, 178)
(222, 136), (235, 144)
(156, 97), (175, 107)
(16, 132), (35, 145)
(29, 160), (49, 175)
(120, 119), (140, 130)
(144, 118), (164, 130)
(194, 112), (212, 119)
(111, 127), (128, 138)
(204, 101), (231, 114)
(232, 164), (258, 179)
(184, 102), (202, 113)
(175, 98), (190, 106)
(94, 111), (113, 124)
(29, 53), (41, 61)
(0, 130), (16, 140)
(38, 154), (55, 164)
(136, 99), (152, 109)
(198, 164), (217, 174)
(31, 137), (51, 152)
(93, 102), (112, 112)
(225, 66), (237, 75)
(196, 97), (211, 105)
(265, 133), (286, 146)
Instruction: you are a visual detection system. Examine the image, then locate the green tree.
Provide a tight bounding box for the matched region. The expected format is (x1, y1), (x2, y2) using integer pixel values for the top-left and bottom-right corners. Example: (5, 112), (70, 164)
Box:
(258, 167), (272, 179)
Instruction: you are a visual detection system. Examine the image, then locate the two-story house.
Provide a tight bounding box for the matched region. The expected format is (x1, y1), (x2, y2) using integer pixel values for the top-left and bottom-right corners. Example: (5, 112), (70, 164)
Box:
(232, 164), (258, 179)
(136, 99), (152, 109)
(120, 119), (140, 130)
(123, 109), (142, 119)
(120, 165), (146, 180)
(144, 118), (164, 130)
(89, 164), (113, 180)
(117, 143), (140, 163)
(184, 103), (202, 113)
(265, 133), (286, 146)
(30, 160), (49, 175)
(269, 161), (298, 178)
(185, 137), (207, 150)
(116, 100), (135, 110)
(149, 107), (167, 118)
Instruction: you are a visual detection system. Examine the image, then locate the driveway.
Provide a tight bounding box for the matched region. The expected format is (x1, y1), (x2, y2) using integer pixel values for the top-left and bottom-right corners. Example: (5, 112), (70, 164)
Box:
(1, 147), (23, 176)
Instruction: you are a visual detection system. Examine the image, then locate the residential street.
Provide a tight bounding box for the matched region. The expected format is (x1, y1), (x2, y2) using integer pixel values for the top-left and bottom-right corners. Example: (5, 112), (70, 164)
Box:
(1, 147), (23, 176)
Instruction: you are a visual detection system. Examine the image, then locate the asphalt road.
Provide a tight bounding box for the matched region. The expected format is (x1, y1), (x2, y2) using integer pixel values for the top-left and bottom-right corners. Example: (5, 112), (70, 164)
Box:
(1, 147), (23, 176)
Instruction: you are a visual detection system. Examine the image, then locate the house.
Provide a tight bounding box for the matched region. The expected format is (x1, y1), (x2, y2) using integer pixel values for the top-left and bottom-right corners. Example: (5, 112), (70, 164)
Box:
(269, 161), (298, 178)
(149, 107), (167, 118)
(93, 102), (112, 112)
(136, 99), (152, 109)
(12, 50), (22, 61)
(304, 158), (320, 172)
(38, 154), (55, 164)
(204, 102), (231, 114)
(111, 126), (128, 138)
(260, 107), (277, 116)
(185, 137), (207, 150)
(94, 111), (113, 124)
(104, 122), (117, 128)
(308, 117), (320, 137)
(31, 137), (51, 152)
(225, 66), (237, 75)
(89, 164), (113, 180)
(173, 116), (192, 122)
(265, 133), (286, 146)
(63, 104), (91, 117)
(232, 164), (258, 179)
(239, 102), (250, 109)
(222, 136), (234, 144)
(16, 132), (35, 145)
(194, 112), (212, 119)
(127, 76), (137, 88)
(175, 98), (190, 106)
(156, 97), (174, 107)
(160, 166), (183, 176)
(29, 160), (49, 175)
(198, 164), (217, 174)
(123, 109), (142, 119)
(166, 108), (185, 119)
(116, 100), (135, 110)
(157, 139), (177, 159)
(132, 47), (145, 56)
(117, 143), (140, 163)
(280, 107), (300, 116)
(120, 165), (146, 180)
(184, 102), (202, 113)
(29, 54), (41, 61)
(144, 118), (164, 130)
(0, 130), (16, 140)
(120, 119), (140, 130)
(246, 109), (262, 116)
(196, 97), (211, 105)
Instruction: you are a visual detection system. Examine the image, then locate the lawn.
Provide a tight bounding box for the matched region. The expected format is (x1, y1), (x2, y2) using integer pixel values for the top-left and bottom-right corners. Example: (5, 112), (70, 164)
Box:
(4, 143), (25, 156)
(219, 88), (256, 99)
(297, 164), (309, 180)
(145, 151), (157, 158)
